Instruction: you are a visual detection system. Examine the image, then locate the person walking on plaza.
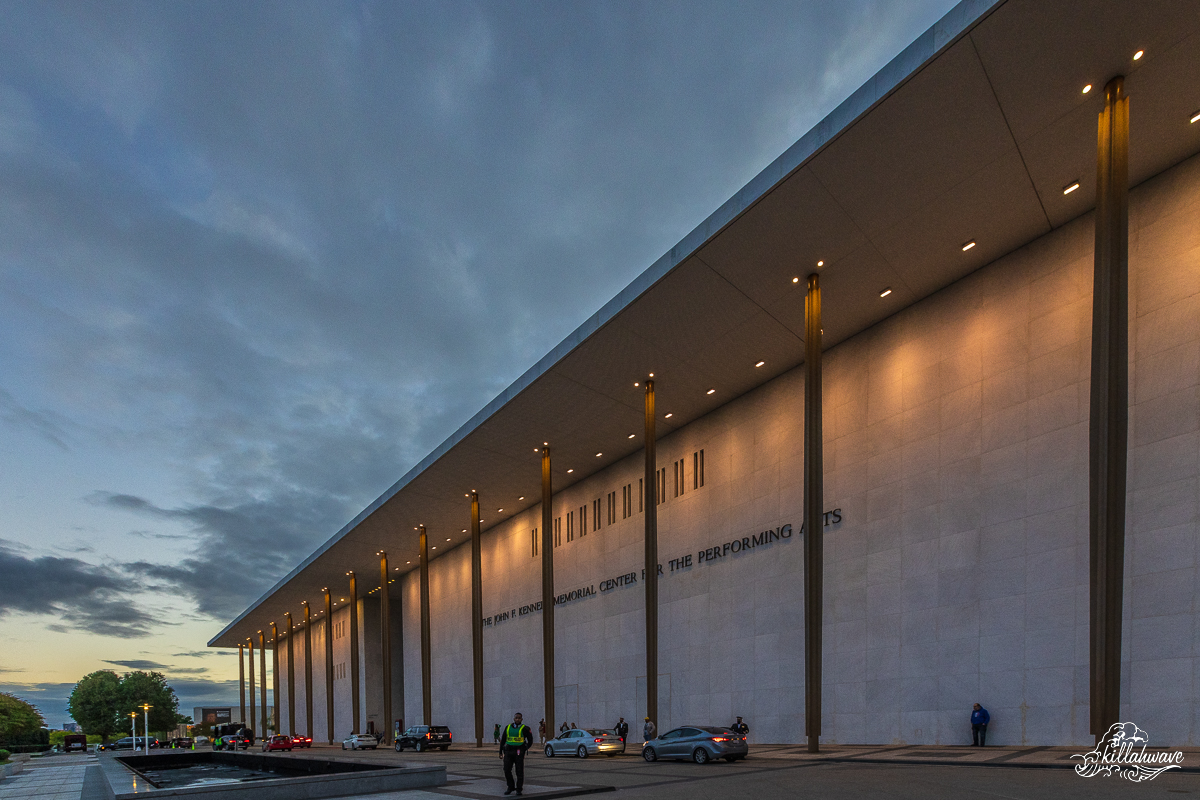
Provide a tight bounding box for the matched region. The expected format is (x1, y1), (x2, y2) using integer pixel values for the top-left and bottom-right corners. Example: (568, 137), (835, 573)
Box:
(615, 717), (629, 740)
(643, 717), (656, 741)
(538, 719), (546, 745)
(970, 703), (990, 746)
(499, 712), (533, 796)
(731, 717), (748, 735)
(493, 723), (501, 745)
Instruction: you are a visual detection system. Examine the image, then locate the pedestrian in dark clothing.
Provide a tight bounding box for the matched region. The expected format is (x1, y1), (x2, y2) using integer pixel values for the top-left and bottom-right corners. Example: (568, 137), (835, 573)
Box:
(493, 723), (501, 745)
(500, 712), (533, 796)
(538, 719), (546, 745)
(731, 717), (749, 735)
(615, 718), (629, 739)
(971, 704), (989, 746)
(559, 720), (569, 734)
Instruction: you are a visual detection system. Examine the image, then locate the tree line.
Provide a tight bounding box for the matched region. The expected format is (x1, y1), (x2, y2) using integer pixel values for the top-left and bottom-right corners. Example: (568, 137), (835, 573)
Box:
(67, 670), (187, 741)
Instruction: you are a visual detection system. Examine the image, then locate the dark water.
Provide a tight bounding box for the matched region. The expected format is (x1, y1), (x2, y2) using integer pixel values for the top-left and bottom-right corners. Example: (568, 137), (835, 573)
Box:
(139, 762), (307, 788)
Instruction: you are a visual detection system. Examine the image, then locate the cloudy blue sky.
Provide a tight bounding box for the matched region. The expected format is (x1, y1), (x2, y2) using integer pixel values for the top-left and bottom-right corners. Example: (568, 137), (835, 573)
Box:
(0, 0), (957, 726)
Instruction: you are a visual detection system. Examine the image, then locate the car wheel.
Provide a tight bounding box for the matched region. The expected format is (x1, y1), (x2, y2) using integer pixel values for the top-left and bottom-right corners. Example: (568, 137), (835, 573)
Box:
(545, 745), (554, 757)
(415, 741), (424, 752)
(395, 743), (403, 752)
(577, 745), (588, 759)
(692, 748), (710, 765)
(642, 747), (657, 762)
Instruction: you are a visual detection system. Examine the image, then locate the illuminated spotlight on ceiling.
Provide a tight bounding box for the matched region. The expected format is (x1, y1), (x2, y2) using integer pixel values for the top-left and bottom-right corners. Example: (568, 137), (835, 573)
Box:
(664, 413), (673, 418)
(1191, 110), (1200, 124)
(446, 537), (451, 541)
(1082, 84), (1092, 94)
(567, 468), (574, 473)
(498, 508), (504, 512)
(519, 496), (525, 500)
(462, 528), (467, 533)
(792, 277), (799, 283)
(1063, 181), (1080, 195)
(628, 433), (636, 438)
(432, 546), (436, 550)
(1133, 49), (1144, 60)
(634, 382), (639, 387)
(649, 373), (655, 378)
(755, 361), (765, 368)
(595, 452), (602, 457)
(816, 260), (824, 267)
(880, 287), (892, 298)
(406, 561), (410, 564)
(706, 388), (716, 395)
(961, 240), (976, 252)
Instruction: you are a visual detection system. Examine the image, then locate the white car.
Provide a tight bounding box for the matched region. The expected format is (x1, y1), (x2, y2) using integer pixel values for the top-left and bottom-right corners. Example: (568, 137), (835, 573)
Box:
(341, 733), (379, 750)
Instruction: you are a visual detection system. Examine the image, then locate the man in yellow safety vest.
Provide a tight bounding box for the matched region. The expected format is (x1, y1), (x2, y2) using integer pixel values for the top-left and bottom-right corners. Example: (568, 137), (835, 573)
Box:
(499, 711), (533, 795)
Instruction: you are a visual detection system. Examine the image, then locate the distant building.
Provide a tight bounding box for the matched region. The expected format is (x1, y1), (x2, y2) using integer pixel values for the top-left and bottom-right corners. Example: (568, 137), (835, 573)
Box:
(62, 723), (82, 733)
(192, 707), (239, 726)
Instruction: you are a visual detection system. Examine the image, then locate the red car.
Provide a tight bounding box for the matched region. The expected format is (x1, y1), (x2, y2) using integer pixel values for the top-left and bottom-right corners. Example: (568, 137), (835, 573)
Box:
(262, 735), (293, 752)
(290, 734), (312, 748)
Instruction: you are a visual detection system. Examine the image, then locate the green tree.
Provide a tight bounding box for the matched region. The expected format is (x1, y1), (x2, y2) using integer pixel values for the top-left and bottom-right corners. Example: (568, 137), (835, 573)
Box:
(0, 693), (44, 743)
(118, 672), (179, 737)
(68, 671), (122, 742)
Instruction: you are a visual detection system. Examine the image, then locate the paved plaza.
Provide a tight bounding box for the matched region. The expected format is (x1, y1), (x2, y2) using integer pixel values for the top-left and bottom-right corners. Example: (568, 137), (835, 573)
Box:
(6, 744), (1200, 799)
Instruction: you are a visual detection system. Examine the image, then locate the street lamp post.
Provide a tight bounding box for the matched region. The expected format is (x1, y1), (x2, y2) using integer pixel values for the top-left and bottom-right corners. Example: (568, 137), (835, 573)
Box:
(142, 704), (152, 753)
(130, 712), (137, 751)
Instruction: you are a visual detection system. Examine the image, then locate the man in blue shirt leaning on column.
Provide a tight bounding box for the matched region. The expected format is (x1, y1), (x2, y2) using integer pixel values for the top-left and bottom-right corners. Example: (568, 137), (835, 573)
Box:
(971, 703), (990, 746)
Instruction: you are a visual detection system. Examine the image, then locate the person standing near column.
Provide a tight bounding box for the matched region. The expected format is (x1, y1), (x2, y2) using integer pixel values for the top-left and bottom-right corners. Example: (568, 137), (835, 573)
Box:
(643, 716), (656, 741)
(971, 703), (990, 746)
(499, 712), (532, 796)
(537, 719), (545, 745)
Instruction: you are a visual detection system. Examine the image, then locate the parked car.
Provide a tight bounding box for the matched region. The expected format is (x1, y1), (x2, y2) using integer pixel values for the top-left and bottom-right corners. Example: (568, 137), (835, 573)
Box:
(342, 733), (379, 750)
(289, 734), (312, 748)
(111, 736), (159, 751)
(165, 738), (193, 749)
(62, 734), (88, 753)
(641, 727), (748, 764)
(213, 733), (251, 751)
(395, 725), (452, 752)
(262, 735), (294, 752)
(544, 728), (625, 758)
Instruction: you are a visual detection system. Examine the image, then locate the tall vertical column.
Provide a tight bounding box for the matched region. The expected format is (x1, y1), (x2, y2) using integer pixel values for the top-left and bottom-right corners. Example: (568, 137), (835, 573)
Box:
(349, 572), (361, 735)
(470, 493), (484, 747)
(804, 272), (824, 753)
(247, 638), (256, 736)
(285, 612), (295, 735)
(1090, 75), (1129, 743)
(271, 623), (280, 735)
(419, 526), (432, 725)
(238, 643), (246, 727)
(643, 381), (658, 732)
(304, 603), (313, 740)
(380, 551), (392, 744)
(259, 631), (267, 737)
(324, 589), (335, 743)
(540, 446), (555, 737)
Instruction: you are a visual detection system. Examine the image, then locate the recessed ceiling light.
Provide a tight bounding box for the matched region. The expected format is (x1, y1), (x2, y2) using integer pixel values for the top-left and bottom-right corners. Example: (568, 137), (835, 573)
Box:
(1063, 181), (1080, 195)
(519, 496), (525, 500)
(462, 528), (467, 533)
(406, 561), (410, 564)
(498, 508), (503, 512)
(432, 546), (436, 550)
(628, 433), (636, 439)
(879, 287), (892, 298)
(816, 260), (824, 267)
(755, 361), (765, 368)
(1082, 84), (1092, 94)
(567, 469), (574, 473)
(446, 537), (451, 541)
(634, 382), (639, 387)
(1191, 110), (1200, 124)
(961, 240), (976, 251)
(665, 413), (673, 418)
(706, 389), (716, 395)
(595, 452), (602, 457)
(649, 373), (654, 378)
(792, 277), (799, 283)
(1133, 49), (1143, 60)
(534, 447), (539, 452)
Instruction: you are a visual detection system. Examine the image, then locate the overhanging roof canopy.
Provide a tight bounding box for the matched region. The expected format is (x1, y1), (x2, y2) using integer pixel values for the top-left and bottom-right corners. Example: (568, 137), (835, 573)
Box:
(212, 0), (1200, 647)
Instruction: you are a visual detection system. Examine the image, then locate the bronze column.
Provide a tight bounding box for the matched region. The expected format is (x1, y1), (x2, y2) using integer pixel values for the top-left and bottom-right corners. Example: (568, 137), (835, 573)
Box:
(259, 631), (267, 737)
(304, 603), (313, 739)
(540, 446), (555, 737)
(247, 638), (256, 736)
(471, 493), (484, 747)
(1090, 75), (1129, 743)
(380, 551), (392, 744)
(238, 643), (246, 727)
(349, 572), (361, 734)
(643, 381), (658, 731)
(803, 273), (824, 753)
(271, 623), (280, 734)
(324, 589), (335, 743)
(285, 612), (295, 735)
(419, 526), (432, 725)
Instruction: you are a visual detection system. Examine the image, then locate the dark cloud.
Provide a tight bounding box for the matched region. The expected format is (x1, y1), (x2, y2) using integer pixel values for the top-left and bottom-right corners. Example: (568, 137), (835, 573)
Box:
(103, 660), (168, 670)
(0, 540), (157, 638)
(172, 651), (231, 659)
(0, 1), (956, 635)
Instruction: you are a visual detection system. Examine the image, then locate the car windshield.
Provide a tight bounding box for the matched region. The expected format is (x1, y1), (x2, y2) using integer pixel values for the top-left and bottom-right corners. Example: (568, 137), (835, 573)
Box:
(586, 730), (610, 736)
(430, 726), (451, 733)
(699, 726), (735, 734)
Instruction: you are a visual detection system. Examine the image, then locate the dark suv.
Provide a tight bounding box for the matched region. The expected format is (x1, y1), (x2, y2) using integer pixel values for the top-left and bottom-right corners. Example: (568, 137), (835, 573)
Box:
(395, 725), (452, 752)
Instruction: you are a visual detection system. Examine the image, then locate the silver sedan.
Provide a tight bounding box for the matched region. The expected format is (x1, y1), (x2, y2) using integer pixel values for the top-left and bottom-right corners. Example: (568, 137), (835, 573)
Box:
(641, 726), (748, 764)
(544, 729), (626, 758)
